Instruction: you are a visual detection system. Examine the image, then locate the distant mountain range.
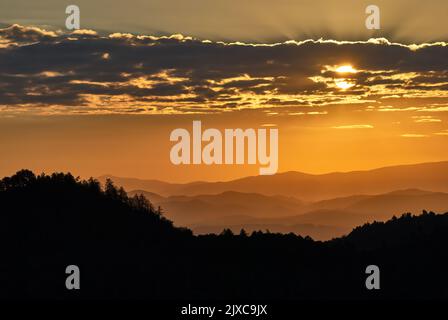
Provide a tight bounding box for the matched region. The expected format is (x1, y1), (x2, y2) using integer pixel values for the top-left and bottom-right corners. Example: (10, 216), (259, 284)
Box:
(100, 161), (448, 240)
(125, 188), (448, 240)
(100, 161), (448, 201)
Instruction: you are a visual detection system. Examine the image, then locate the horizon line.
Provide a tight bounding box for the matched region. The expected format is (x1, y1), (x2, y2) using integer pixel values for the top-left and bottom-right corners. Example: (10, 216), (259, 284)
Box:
(94, 159), (448, 185)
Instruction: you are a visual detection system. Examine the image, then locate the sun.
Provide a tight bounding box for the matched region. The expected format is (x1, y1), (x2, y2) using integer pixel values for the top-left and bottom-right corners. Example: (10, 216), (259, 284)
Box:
(333, 65), (357, 89)
(335, 65), (357, 73)
(335, 80), (355, 90)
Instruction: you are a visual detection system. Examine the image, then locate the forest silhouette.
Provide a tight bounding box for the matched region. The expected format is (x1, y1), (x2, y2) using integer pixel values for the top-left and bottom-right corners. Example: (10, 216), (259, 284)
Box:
(1, 170), (448, 300)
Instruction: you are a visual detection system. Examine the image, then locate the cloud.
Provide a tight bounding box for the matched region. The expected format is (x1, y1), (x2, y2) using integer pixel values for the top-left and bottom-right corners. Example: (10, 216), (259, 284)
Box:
(0, 24), (58, 47)
(401, 134), (427, 138)
(417, 106), (448, 112)
(0, 24), (448, 115)
(71, 29), (98, 36)
(332, 124), (374, 129)
(412, 116), (442, 123)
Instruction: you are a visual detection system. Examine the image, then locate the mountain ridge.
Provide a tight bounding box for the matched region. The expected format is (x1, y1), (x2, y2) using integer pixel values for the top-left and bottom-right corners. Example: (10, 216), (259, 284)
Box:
(128, 187), (448, 240)
(102, 161), (448, 201)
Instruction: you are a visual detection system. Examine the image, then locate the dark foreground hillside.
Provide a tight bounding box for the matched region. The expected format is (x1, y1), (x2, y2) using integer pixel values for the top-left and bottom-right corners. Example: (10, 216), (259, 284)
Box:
(1, 170), (448, 300)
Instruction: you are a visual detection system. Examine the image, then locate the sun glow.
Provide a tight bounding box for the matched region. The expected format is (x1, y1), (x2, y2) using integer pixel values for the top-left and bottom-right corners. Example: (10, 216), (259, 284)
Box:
(335, 65), (357, 73)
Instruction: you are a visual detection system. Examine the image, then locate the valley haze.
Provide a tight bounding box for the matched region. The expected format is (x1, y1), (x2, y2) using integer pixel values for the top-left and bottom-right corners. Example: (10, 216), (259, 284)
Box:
(100, 161), (448, 240)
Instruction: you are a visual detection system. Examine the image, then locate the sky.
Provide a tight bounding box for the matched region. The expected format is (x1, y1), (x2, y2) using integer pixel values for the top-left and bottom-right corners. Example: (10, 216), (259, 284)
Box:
(1, 0), (448, 42)
(0, 2), (448, 182)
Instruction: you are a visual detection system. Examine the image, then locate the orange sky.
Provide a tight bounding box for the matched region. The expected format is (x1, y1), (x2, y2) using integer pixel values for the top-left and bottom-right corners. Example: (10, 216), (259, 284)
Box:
(1, 107), (447, 182)
(0, 15), (447, 182)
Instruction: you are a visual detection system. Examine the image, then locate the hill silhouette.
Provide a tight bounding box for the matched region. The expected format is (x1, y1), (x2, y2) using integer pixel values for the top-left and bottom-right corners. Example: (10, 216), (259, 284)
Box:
(2, 170), (448, 300)
(100, 161), (448, 200)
